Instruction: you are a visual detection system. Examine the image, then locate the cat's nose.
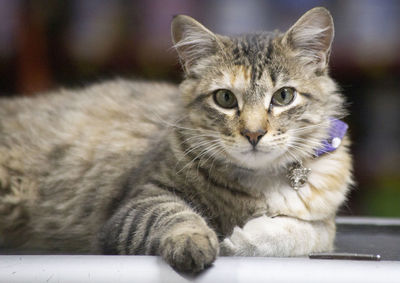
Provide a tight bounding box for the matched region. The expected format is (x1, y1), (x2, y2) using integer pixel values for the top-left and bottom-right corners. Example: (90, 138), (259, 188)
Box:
(240, 129), (266, 147)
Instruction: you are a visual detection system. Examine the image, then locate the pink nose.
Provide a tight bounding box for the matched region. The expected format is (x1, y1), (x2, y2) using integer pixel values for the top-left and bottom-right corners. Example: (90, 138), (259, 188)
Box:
(240, 129), (266, 147)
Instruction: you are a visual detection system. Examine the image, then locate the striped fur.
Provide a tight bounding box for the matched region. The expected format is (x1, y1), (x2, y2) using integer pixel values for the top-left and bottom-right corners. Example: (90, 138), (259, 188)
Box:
(0, 7), (352, 272)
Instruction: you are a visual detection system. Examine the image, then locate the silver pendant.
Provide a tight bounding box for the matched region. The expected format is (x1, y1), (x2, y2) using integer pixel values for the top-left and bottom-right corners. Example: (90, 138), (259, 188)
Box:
(287, 161), (311, 190)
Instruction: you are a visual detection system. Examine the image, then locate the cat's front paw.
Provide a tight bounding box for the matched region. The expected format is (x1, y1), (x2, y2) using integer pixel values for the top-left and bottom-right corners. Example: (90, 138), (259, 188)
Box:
(220, 226), (258, 256)
(220, 215), (334, 257)
(221, 215), (297, 256)
(160, 225), (219, 273)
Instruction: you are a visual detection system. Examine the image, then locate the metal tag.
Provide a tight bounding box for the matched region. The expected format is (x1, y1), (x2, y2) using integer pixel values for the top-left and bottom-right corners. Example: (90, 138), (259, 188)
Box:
(287, 161), (311, 190)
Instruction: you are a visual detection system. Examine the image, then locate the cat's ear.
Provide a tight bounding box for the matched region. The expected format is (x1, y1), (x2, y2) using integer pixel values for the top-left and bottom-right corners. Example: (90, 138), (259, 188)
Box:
(171, 15), (219, 73)
(283, 7), (334, 71)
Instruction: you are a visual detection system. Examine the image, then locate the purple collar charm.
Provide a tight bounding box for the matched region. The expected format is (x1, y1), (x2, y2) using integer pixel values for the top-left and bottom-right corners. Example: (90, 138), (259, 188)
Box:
(287, 118), (348, 190)
(314, 118), (348, 157)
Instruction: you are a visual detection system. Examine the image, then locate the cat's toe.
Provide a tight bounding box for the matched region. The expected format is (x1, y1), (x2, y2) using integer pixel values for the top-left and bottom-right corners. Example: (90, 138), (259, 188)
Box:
(160, 226), (219, 273)
(219, 238), (236, 256)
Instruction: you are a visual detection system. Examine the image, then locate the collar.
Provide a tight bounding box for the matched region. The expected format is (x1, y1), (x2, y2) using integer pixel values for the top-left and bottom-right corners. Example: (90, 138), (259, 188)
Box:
(287, 118), (348, 189)
(314, 118), (348, 157)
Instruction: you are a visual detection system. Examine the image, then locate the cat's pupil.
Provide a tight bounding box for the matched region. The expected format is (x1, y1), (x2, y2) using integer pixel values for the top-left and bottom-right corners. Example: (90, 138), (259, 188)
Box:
(224, 92), (231, 102)
(281, 90), (287, 100)
(213, 89), (237, 108)
(271, 87), (295, 106)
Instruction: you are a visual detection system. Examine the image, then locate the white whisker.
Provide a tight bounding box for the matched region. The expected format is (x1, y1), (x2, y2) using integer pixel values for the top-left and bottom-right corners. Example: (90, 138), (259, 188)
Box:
(177, 142), (221, 175)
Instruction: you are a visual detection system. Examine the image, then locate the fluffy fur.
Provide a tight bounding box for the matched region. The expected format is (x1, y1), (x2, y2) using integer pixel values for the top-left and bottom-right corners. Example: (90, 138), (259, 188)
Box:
(0, 7), (352, 272)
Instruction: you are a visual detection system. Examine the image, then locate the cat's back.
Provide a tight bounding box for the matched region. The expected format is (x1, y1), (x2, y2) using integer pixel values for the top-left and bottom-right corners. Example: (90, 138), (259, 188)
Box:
(0, 78), (181, 181)
(0, 79), (181, 250)
(0, 79), (180, 153)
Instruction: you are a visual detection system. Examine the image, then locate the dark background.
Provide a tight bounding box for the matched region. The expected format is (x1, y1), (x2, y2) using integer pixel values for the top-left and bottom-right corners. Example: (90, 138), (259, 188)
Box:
(0, 0), (399, 217)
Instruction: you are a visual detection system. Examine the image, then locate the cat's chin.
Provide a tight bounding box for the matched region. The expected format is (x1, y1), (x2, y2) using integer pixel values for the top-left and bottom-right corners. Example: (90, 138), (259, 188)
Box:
(227, 148), (286, 170)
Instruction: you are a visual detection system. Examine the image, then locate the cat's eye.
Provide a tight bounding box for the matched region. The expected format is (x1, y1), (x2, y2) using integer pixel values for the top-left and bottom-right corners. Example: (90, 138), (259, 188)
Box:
(213, 89), (238, 109)
(271, 87), (296, 106)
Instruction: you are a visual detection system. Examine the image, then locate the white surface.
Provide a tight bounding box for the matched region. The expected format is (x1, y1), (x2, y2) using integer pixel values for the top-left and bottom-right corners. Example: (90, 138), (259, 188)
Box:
(336, 216), (400, 226)
(1, 255), (400, 283)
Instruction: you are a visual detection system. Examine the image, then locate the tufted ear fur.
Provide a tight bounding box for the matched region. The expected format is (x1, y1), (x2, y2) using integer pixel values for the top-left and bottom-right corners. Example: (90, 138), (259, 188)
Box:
(283, 7), (334, 71)
(171, 15), (220, 73)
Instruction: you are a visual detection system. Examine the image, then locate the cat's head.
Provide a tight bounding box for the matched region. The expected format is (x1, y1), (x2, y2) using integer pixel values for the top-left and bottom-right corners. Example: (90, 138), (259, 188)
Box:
(172, 7), (346, 171)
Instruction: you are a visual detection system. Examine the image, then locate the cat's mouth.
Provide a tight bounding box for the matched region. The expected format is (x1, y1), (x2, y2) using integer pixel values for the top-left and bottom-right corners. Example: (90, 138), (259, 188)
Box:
(240, 148), (273, 155)
(220, 143), (288, 169)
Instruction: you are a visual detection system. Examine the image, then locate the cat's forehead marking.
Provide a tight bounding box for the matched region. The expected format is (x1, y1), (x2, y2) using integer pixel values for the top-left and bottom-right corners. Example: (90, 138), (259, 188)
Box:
(230, 33), (277, 99)
(213, 33), (283, 107)
(229, 65), (251, 90)
(219, 65), (277, 108)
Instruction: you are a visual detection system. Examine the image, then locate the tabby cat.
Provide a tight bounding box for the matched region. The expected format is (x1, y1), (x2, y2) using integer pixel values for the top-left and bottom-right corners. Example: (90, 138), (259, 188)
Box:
(0, 7), (352, 272)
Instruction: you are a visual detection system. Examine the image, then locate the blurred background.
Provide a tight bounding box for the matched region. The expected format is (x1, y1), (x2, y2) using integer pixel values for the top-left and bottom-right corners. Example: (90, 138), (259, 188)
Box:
(0, 0), (399, 217)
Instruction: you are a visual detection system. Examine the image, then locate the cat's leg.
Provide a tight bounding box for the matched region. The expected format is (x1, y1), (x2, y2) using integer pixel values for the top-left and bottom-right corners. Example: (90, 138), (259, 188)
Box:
(99, 183), (219, 273)
(220, 215), (335, 256)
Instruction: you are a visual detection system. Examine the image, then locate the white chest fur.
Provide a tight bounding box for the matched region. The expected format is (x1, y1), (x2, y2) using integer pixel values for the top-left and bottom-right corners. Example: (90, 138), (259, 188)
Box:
(240, 140), (352, 221)
(220, 144), (351, 257)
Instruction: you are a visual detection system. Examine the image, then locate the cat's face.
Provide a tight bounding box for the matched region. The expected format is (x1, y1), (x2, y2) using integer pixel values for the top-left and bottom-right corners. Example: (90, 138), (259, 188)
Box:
(172, 8), (345, 170)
